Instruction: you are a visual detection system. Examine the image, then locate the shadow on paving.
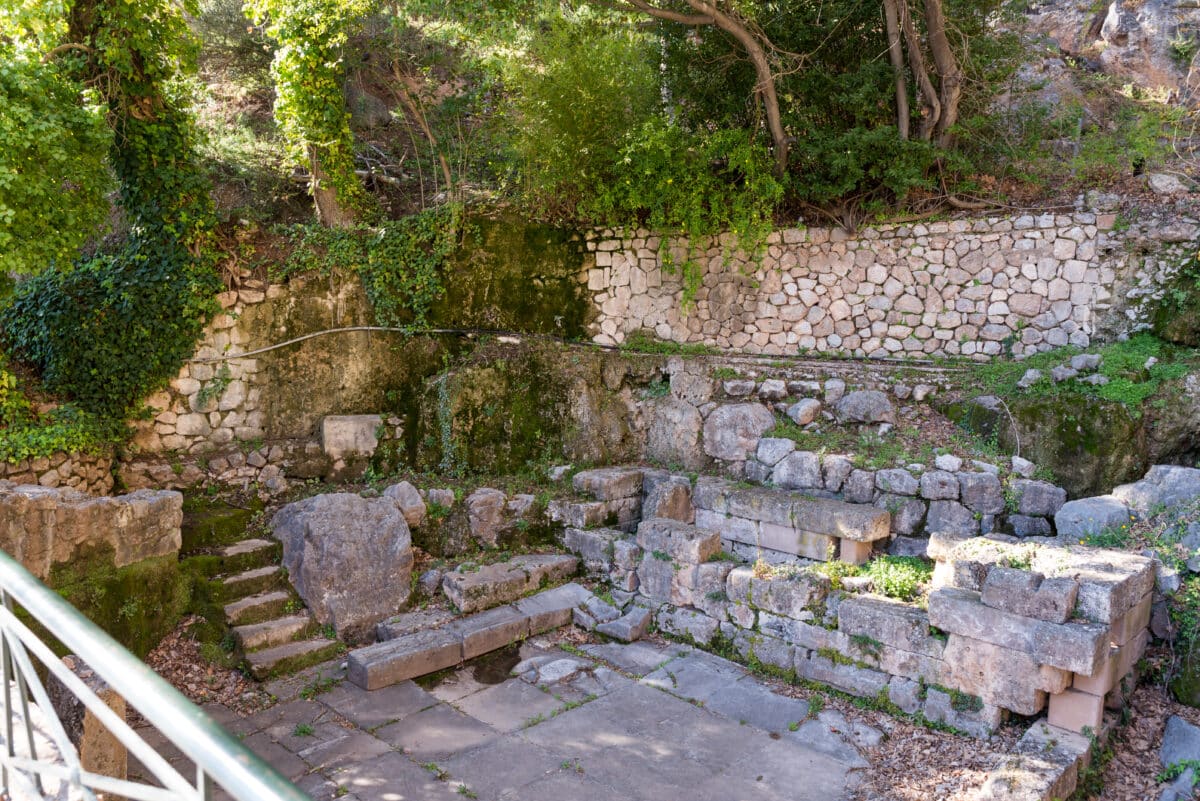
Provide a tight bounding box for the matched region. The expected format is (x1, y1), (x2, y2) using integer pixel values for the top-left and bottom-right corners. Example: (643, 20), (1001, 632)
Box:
(131, 638), (869, 801)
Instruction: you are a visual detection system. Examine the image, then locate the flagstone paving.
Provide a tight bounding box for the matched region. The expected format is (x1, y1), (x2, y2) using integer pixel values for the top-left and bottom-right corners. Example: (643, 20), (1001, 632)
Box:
(132, 638), (870, 801)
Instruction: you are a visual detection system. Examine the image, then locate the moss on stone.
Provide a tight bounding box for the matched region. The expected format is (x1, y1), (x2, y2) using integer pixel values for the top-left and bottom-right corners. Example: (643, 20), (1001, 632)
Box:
(47, 548), (191, 659)
(944, 393), (1146, 498)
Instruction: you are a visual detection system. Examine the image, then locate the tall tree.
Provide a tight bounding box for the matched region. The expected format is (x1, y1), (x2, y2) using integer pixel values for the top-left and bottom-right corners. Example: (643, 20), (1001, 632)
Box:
(246, 0), (376, 227)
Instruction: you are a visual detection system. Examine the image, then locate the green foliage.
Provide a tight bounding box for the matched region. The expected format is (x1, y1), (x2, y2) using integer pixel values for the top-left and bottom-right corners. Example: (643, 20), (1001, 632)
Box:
(503, 14), (659, 217)
(585, 121), (783, 304)
(0, 52), (111, 274)
(972, 333), (1194, 416)
(245, 0), (376, 219)
(1171, 576), (1200, 653)
(272, 203), (464, 328)
(861, 556), (933, 602)
(0, 249), (220, 417)
(809, 560), (861, 592)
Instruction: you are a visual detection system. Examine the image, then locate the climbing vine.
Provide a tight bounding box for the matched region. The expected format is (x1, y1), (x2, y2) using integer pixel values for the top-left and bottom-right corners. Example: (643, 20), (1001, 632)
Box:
(0, 0), (220, 422)
(0, 50), (111, 274)
(273, 203), (465, 328)
(245, 0), (376, 225)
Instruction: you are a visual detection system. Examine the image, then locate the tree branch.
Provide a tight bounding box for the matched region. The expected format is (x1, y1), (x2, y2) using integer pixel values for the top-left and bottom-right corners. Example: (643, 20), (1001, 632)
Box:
(618, 0), (713, 26)
(40, 43), (94, 63)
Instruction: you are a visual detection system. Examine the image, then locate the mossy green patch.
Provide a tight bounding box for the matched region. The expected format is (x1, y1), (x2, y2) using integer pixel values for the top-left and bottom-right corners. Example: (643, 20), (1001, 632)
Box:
(47, 548), (191, 659)
(181, 495), (262, 551)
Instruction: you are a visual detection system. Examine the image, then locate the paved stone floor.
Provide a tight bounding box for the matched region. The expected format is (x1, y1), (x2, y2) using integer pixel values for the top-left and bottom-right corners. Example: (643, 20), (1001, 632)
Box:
(134, 638), (869, 801)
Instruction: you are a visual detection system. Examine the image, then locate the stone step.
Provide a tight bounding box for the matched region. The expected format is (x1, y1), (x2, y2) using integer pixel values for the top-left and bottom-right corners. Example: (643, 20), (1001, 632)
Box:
(442, 553), (579, 614)
(216, 538), (281, 574)
(246, 638), (342, 680)
(220, 565), (285, 601)
(235, 614), (314, 652)
(224, 590), (294, 626)
(348, 582), (594, 690)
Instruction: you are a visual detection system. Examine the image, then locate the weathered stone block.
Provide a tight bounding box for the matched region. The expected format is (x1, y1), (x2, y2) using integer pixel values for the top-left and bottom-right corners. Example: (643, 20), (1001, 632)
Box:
(692, 476), (733, 512)
(642, 471), (694, 523)
(1111, 465), (1200, 513)
(515, 583), (594, 633)
(923, 688), (1004, 738)
(835, 391), (896, 424)
(875, 494), (926, 536)
(612, 538), (642, 570)
(941, 635), (1068, 715)
(840, 538), (873, 565)
(756, 437), (796, 467)
(842, 469), (876, 504)
(920, 470), (960, 500)
(656, 606), (720, 645)
(928, 587), (1107, 675)
(449, 605), (530, 659)
(572, 466), (644, 500)
(320, 415), (382, 460)
(838, 595), (943, 658)
(1013, 480), (1067, 518)
(383, 481), (426, 528)
(926, 501), (979, 539)
(547, 499), (609, 529)
(876, 469), (918, 496)
(1054, 496), (1133, 539)
(1109, 592), (1151, 645)
(596, 607), (651, 642)
(561, 527), (619, 573)
(792, 497), (891, 543)
(772, 451), (823, 490)
(635, 518), (721, 563)
(272, 493), (413, 641)
(1047, 689), (1104, 734)
(347, 628), (463, 690)
(796, 651), (891, 698)
(959, 472), (1004, 515)
(758, 523), (836, 560)
(703, 403), (776, 460)
(980, 567), (1079, 624)
(48, 656), (127, 782)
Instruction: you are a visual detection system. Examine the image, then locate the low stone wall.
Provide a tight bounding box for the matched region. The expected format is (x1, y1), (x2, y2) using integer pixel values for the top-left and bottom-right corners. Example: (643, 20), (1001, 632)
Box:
(585, 209), (1198, 359)
(0, 482), (182, 580)
(557, 466), (1156, 737)
(0, 451), (114, 496)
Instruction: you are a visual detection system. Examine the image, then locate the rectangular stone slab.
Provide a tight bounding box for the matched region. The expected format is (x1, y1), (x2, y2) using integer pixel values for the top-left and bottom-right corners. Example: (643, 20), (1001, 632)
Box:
(791, 498), (891, 543)
(514, 582), (593, 633)
(347, 628), (463, 690)
(928, 588), (1108, 675)
(448, 605), (531, 660)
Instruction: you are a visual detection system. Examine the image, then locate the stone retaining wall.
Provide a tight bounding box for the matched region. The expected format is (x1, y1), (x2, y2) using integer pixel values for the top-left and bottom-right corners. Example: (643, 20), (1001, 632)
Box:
(585, 209), (1198, 359)
(0, 482), (182, 580)
(0, 451), (114, 496)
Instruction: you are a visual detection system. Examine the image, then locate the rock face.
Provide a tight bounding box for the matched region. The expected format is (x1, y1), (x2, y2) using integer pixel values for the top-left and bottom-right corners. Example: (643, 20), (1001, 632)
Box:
(0, 482), (182, 580)
(645, 398), (706, 470)
(271, 493), (414, 641)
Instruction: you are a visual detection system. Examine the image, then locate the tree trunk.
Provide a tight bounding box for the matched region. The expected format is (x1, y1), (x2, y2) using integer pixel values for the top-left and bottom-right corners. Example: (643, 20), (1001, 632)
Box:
(685, 0), (789, 176)
(898, 0), (940, 141)
(625, 0), (790, 177)
(882, 0), (910, 140)
(923, 0), (963, 146)
(309, 146), (356, 228)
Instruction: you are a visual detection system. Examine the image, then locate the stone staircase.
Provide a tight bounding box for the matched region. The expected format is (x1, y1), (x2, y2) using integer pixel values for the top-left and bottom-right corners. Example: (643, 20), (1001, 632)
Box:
(212, 537), (342, 679)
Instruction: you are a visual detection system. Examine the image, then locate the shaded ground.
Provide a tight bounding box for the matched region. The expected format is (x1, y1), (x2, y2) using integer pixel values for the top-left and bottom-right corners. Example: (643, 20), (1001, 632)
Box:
(134, 636), (867, 801)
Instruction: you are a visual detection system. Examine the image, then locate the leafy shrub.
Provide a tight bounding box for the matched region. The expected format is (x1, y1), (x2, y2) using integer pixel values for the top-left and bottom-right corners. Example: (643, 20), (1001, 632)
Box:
(862, 556), (933, 602)
(0, 52), (112, 274)
(0, 247), (220, 418)
(503, 15), (660, 218)
(586, 121), (782, 303)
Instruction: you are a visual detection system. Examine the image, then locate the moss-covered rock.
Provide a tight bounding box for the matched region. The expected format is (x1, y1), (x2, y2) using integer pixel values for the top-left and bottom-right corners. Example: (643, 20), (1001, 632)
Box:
(406, 340), (655, 477)
(944, 394), (1146, 498)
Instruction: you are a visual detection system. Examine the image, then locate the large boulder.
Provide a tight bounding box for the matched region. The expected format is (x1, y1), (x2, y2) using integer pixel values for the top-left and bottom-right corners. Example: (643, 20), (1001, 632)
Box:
(1054, 496), (1134, 539)
(272, 493), (413, 642)
(1112, 465), (1200, 514)
(702, 403), (775, 461)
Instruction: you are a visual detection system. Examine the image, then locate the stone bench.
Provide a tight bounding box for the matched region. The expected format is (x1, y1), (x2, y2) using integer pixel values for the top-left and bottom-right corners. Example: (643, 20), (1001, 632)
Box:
(348, 583), (594, 690)
(693, 478), (890, 564)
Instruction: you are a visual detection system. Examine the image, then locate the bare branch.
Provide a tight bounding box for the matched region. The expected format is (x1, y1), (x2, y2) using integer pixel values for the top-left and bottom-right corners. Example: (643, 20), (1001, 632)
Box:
(618, 0), (713, 26)
(40, 43), (94, 63)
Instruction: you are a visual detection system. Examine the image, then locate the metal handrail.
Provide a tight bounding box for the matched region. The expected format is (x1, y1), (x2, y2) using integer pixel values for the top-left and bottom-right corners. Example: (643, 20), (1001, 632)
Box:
(0, 548), (313, 801)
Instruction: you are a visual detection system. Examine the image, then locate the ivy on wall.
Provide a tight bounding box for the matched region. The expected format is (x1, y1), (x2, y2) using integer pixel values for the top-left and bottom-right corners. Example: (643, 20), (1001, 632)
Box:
(273, 202), (464, 327)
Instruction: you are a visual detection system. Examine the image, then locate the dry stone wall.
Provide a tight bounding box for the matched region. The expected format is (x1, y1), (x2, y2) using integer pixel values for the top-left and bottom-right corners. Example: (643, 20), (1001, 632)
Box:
(0, 451), (113, 496)
(584, 209), (1197, 359)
